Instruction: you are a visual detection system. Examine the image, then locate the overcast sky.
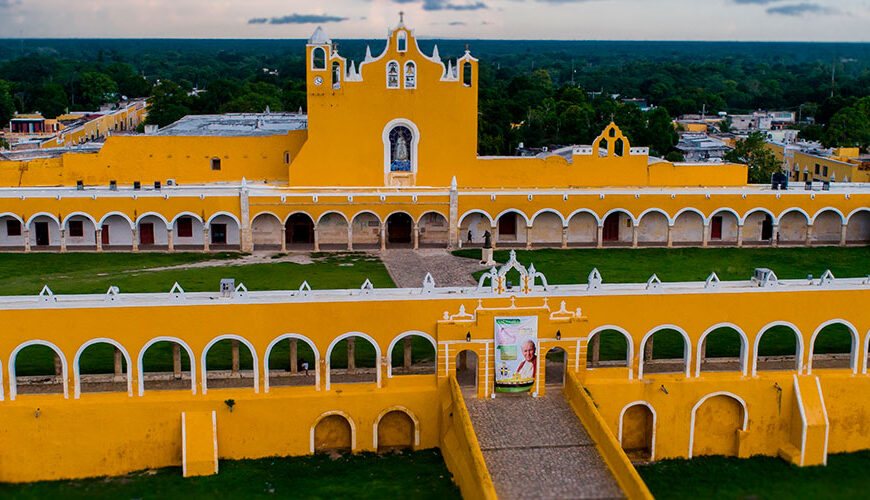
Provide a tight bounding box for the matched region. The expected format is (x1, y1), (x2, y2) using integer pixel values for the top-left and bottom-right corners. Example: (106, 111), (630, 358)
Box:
(1, 0), (868, 41)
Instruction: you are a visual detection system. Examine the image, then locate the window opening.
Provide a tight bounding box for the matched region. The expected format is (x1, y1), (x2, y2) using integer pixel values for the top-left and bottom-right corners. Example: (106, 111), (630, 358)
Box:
(211, 157), (221, 171)
(177, 217), (193, 238)
(404, 62), (416, 89)
(6, 220), (21, 236)
(387, 61), (400, 89)
(462, 62), (472, 86)
(397, 31), (407, 52)
(312, 47), (326, 70)
(332, 61), (341, 89)
(389, 126), (413, 171)
(68, 220), (84, 237)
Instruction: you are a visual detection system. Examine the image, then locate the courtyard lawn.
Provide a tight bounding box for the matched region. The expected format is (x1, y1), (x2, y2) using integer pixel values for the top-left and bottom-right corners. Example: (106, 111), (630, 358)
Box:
(454, 247), (870, 362)
(637, 452), (870, 500)
(0, 449), (460, 500)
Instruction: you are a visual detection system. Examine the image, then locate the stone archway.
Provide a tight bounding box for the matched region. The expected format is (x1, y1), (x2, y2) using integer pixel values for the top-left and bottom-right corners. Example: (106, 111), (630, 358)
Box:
(386, 213), (413, 247)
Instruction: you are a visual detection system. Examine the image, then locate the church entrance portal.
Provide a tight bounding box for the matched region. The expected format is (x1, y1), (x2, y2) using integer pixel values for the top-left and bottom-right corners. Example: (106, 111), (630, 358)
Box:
(286, 214), (314, 245)
(387, 213), (413, 245)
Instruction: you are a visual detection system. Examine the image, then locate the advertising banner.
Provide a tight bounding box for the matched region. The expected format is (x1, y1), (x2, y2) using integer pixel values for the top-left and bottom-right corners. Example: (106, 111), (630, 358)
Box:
(494, 316), (538, 393)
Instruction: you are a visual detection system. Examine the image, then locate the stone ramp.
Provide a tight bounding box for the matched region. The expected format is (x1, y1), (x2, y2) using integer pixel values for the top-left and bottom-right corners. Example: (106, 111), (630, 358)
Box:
(379, 249), (486, 288)
(464, 389), (625, 500)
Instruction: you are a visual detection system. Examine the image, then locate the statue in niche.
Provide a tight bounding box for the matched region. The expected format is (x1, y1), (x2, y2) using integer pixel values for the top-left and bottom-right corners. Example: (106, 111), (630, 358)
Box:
(389, 126), (412, 171)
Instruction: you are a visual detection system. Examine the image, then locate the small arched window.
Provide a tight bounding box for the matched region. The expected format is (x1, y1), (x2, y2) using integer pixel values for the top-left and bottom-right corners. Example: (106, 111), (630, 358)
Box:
(311, 47), (326, 70)
(462, 62), (472, 87)
(598, 138), (608, 157)
(614, 138), (624, 157)
(284, 151), (291, 164)
(397, 31), (407, 52)
(332, 61), (341, 89)
(211, 157), (221, 171)
(389, 126), (413, 172)
(387, 61), (400, 89)
(404, 61), (416, 89)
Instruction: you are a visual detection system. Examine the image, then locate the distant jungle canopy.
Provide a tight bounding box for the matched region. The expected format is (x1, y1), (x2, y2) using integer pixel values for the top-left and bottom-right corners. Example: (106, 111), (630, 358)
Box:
(1, 39), (870, 155)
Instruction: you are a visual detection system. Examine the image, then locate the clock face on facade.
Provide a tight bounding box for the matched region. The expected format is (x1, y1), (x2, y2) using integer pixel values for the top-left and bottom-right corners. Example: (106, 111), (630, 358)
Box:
(313, 76), (323, 86)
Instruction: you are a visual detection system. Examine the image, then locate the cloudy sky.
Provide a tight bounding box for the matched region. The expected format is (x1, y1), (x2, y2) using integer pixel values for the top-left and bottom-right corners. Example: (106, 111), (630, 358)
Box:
(1, 0), (868, 41)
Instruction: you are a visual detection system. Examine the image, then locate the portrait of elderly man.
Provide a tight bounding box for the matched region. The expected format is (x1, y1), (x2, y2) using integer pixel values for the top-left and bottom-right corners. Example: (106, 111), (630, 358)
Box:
(515, 340), (537, 379)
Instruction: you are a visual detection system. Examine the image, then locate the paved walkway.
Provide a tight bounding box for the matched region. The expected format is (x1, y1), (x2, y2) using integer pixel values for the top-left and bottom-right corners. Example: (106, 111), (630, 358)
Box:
(379, 249), (488, 288)
(465, 389), (625, 500)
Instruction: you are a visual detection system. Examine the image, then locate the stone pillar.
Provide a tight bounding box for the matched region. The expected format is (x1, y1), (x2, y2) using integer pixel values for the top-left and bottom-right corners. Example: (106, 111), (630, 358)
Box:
(167, 228), (175, 252)
(840, 223), (848, 246)
(666, 224), (673, 248)
(771, 224), (779, 247)
(347, 337), (356, 374)
(404, 337), (412, 370)
(631, 225), (638, 248)
(60, 228), (67, 253)
(281, 226), (287, 252)
(525, 225), (532, 250)
(413, 225), (419, 250)
(231, 340), (240, 375)
(591, 334), (600, 368)
(239, 185), (253, 252)
(54, 352), (62, 376)
(290, 339), (298, 374)
(561, 226), (568, 249)
(596, 225), (603, 248)
(491, 225), (498, 250)
(448, 179), (459, 250)
(24, 229), (31, 252)
(132, 228), (139, 252)
(203, 227), (210, 252)
(736, 224), (744, 248)
(379, 224), (386, 251)
(702, 223), (710, 248)
(95, 229), (103, 252)
(113, 347), (123, 381)
(313, 224), (320, 251)
(806, 224), (814, 246)
(699, 338), (706, 366)
(346, 225), (353, 251)
(644, 337), (654, 362)
(173, 344), (182, 379)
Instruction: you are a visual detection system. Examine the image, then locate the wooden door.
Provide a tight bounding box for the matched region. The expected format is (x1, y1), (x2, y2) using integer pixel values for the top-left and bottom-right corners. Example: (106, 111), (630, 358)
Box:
(498, 214), (516, 236)
(211, 223), (227, 244)
(101, 224), (110, 245)
(35, 222), (49, 246)
(602, 214), (620, 242)
(710, 216), (722, 240)
(140, 223), (154, 245)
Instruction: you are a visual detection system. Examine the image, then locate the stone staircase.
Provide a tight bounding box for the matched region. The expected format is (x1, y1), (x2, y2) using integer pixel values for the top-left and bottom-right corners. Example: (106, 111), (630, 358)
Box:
(464, 389), (625, 500)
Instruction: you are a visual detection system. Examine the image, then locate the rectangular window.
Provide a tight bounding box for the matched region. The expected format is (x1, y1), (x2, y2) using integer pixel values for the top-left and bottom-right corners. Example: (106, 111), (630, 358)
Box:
(211, 158), (221, 171)
(68, 220), (84, 237)
(6, 220), (21, 236)
(815, 164), (820, 174)
(177, 217), (193, 238)
(823, 166), (828, 177)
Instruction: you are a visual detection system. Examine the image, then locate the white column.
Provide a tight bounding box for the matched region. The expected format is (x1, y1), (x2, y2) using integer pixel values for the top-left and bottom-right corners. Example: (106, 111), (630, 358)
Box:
(95, 229), (103, 252)
(60, 228), (67, 253)
(203, 227), (210, 252)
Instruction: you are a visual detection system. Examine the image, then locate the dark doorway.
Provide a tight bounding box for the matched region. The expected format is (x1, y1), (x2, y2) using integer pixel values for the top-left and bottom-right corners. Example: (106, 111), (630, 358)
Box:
(139, 223), (154, 245)
(211, 223), (227, 244)
(498, 213), (517, 236)
(603, 213), (620, 242)
(710, 216), (723, 240)
(101, 224), (110, 245)
(286, 214), (314, 244)
(387, 213), (413, 244)
(34, 222), (49, 246)
(761, 215), (773, 241)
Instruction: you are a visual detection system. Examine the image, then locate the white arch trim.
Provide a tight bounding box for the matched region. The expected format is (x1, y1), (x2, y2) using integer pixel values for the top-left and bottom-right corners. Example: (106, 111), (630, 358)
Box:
(386, 331), (438, 378)
(587, 326), (634, 379)
(494, 208), (530, 227)
(263, 333), (321, 392)
(200, 334), (260, 395)
(382, 118), (420, 177)
(350, 210), (383, 225)
(777, 208), (810, 223)
(846, 207), (870, 224)
(284, 210), (317, 226)
(310, 410), (357, 453)
(708, 207), (741, 223)
(61, 211), (98, 227)
(672, 208), (706, 225)
(137, 336), (197, 396)
(98, 211), (135, 229)
(566, 208), (603, 226)
(136, 211), (171, 229)
(752, 321), (804, 376)
(863, 328), (870, 375)
(73, 338), (134, 398)
(638, 325), (691, 379)
(416, 211), (448, 226)
(601, 208), (637, 225)
(618, 401), (657, 461)
(373, 405), (421, 449)
(9, 340), (68, 400)
(170, 211), (204, 226)
(316, 211), (350, 225)
(637, 208), (673, 226)
(206, 211), (241, 227)
(325, 331), (382, 390)
(251, 211), (283, 226)
(458, 209), (494, 227)
(25, 212), (60, 228)
(0, 212), (24, 225)
(530, 209), (567, 227)
(695, 323), (749, 377)
(384, 210), (416, 224)
(810, 207), (845, 225)
(688, 391), (748, 459)
(740, 207), (776, 225)
(807, 319), (859, 375)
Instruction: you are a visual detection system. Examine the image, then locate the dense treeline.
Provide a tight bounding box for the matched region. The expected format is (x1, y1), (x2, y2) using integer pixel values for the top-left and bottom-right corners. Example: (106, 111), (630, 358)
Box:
(1, 39), (870, 154)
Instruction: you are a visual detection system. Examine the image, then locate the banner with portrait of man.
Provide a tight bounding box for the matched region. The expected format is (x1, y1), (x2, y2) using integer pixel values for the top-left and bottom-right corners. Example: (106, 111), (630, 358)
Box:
(493, 316), (538, 393)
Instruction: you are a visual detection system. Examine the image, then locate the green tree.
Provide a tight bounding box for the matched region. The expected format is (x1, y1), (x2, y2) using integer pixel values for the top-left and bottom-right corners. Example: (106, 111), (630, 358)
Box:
(821, 101), (870, 150)
(32, 83), (68, 118)
(145, 80), (191, 128)
(0, 79), (15, 126)
(724, 132), (782, 184)
(79, 72), (118, 109)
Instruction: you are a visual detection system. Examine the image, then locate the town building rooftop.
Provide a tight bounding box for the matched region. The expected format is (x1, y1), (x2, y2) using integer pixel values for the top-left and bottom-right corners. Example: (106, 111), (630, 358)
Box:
(154, 112), (308, 137)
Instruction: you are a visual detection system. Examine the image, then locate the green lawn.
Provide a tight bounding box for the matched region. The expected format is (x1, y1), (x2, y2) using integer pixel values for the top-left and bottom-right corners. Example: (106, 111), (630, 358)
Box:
(0, 450), (460, 500)
(455, 247), (868, 362)
(638, 452), (870, 500)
